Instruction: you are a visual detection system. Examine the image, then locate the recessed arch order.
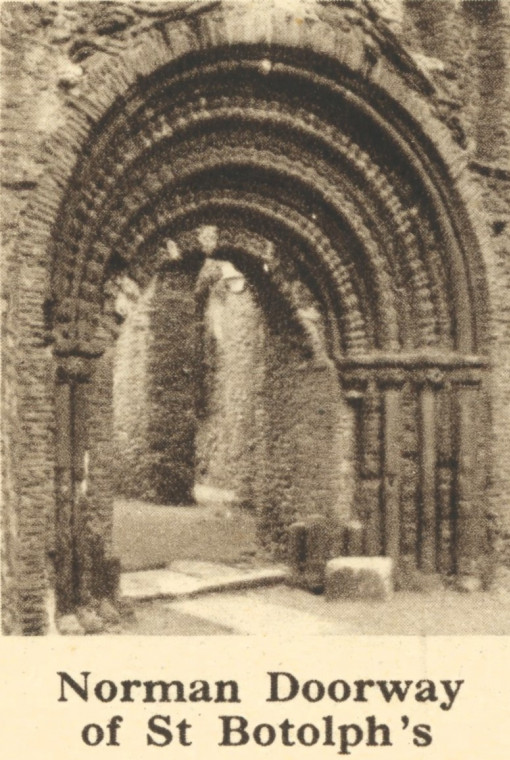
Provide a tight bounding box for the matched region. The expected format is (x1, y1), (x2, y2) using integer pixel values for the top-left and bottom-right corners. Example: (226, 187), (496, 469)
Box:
(48, 46), (488, 358)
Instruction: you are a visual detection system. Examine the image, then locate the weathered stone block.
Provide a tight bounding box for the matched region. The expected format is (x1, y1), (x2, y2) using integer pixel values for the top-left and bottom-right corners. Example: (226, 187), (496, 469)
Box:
(76, 606), (104, 634)
(325, 557), (393, 600)
(98, 598), (121, 624)
(56, 614), (85, 636)
(455, 574), (483, 593)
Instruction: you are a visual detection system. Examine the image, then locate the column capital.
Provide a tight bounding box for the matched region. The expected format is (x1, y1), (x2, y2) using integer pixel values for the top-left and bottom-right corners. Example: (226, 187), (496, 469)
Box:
(56, 356), (95, 384)
(414, 367), (445, 387)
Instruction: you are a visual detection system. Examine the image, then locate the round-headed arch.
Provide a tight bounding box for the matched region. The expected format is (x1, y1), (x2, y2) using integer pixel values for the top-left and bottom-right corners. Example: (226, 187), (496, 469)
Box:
(34, 7), (489, 364)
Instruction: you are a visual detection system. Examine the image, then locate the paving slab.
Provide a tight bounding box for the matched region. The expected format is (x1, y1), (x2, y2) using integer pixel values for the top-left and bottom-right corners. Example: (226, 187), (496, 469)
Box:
(168, 593), (348, 635)
(171, 560), (263, 579)
(121, 562), (289, 601)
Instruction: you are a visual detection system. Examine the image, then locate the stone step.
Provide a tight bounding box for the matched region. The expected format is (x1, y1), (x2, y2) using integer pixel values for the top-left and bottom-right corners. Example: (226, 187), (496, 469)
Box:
(121, 562), (289, 601)
(168, 593), (348, 635)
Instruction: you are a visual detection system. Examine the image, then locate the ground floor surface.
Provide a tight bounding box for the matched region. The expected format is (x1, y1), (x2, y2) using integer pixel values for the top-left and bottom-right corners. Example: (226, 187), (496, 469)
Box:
(100, 500), (510, 636)
(123, 585), (510, 636)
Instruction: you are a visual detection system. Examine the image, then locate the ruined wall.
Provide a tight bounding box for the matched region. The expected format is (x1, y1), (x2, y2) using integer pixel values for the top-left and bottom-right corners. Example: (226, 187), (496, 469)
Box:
(112, 262), (265, 508)
(147, 269), (198, 504)
(113, 270), (198, 504)
(195, 261), (266, 508)
(258, 289), (356, 557)
(399, 0), (510, 559)
(112, 260), (266, 512)
(1, 3), (65, 631)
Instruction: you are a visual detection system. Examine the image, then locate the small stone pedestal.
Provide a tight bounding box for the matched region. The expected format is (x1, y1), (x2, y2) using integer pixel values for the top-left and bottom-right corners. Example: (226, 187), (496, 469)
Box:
(288, 515), (330, 593)
(325, 557), (393, 600)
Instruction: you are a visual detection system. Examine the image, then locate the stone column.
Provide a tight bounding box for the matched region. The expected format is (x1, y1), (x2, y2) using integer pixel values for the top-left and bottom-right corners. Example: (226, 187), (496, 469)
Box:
(53, 357), (92, 612)
(436, 382), (455, 574)
(358, 380), (383, 556)
(82, 347), (119, 602)
(54, 354), (120, 611)
(417, 375), (440, 573)
(382, 381), (404, 565)
(454, 381), (484, 583)
(72, 380), (92, 605)
(54, 378), (74, 613)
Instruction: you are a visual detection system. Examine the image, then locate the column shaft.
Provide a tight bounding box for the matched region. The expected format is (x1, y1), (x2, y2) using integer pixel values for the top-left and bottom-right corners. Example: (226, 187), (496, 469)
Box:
(382, 386), (402, 563)
(418, 384), (437, 572)
(454, 384), (482, 576)
(358, 383), (383, 556)
(54, 381), (75, 612)
(72, 381), (92, 604)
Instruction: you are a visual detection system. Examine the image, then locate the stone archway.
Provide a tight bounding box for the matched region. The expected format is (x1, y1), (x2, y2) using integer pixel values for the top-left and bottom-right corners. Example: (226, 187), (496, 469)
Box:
(7, 1), (494, 631)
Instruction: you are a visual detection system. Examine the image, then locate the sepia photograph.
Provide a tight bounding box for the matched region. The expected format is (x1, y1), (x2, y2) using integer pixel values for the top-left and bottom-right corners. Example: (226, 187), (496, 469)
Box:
(2, 0), (510, 641)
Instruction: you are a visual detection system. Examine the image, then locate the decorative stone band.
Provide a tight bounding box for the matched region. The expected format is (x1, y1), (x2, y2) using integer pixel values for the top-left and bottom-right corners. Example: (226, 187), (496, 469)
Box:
(337, 353), (489, 389)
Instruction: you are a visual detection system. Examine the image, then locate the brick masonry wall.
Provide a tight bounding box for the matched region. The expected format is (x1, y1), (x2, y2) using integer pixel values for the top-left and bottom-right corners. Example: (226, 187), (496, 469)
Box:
(399, 0), (510, 557)
(113, 270), (198, 504)
(368, 0), (510, 562)
(258, 296), (356, 557)
(146, 270), (198, 504)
